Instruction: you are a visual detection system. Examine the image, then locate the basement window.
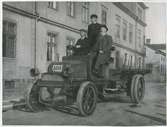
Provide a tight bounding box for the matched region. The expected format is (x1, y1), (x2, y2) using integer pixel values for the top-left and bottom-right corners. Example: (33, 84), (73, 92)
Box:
(4, 80), (15, 89)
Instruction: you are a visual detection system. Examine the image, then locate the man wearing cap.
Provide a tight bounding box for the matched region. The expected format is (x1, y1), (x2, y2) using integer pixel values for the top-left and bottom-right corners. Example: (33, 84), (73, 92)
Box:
(88, 14), (101, 51)
(92, 24), (113, 77)
(73, 29), (89, 56)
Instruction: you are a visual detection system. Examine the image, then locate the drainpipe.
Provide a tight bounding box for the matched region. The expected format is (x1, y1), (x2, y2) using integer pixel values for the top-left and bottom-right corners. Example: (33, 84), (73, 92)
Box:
(134, 18), (138, 69)
(34, 2), (37, 70)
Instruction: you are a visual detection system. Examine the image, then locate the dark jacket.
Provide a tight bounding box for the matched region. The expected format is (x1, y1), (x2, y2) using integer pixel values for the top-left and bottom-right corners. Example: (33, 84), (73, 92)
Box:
(73, 37), (89, 55)
(88, 23), (101, 49)
(93, 34), (113, 66)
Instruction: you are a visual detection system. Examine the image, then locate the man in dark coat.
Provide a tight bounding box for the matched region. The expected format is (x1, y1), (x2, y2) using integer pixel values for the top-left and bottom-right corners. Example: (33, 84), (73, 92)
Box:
(88, 14), (101, 51)
(92, 25), (113, 77)
(73, 29), (89, 55)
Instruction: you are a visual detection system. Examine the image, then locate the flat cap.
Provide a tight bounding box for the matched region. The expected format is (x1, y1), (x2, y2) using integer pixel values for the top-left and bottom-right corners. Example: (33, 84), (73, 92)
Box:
(90, 14), (98, 18)
(100, 24), (108, 31)
(79, 29), (87, 33)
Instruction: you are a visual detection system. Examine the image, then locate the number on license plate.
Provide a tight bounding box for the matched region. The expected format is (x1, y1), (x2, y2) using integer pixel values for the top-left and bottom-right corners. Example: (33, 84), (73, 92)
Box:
(52, 65), (62, 72)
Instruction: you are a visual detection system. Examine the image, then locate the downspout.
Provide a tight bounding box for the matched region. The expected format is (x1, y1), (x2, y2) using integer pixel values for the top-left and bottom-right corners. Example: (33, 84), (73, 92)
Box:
(134, 18), (138, 69)
(34, 2), (37, 70)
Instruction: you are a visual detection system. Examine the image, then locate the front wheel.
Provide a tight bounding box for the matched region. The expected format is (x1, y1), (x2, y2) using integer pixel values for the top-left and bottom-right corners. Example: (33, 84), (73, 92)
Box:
(76, 81), (97, 116)
(130, 74), (145, 104)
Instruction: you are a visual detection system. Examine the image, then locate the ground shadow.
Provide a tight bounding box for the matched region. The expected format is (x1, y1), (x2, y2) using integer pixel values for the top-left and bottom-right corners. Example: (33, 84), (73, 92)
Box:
(125, 109), (166, 125)
(98, 96), (147, 109)
(52, 105), (81, 116)
(155, 104), (166, 109)
(98, 95), (131, 104)
(14, 104), (50, 113)
(13, 95), (144, 116)
(129, 104), (142, 108)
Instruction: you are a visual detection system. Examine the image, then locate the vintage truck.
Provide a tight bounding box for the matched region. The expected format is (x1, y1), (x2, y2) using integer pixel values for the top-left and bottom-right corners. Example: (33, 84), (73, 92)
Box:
(25, 52), (150, 116)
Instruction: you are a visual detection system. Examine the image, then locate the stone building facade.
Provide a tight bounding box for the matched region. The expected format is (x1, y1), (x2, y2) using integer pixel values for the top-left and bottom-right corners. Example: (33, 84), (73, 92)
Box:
(145, 44), (166, 82)
(3, 2), (148, 90)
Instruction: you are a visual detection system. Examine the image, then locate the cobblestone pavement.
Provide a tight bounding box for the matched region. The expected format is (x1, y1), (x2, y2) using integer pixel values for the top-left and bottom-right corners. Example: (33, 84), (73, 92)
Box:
(3, 82), (166, 126)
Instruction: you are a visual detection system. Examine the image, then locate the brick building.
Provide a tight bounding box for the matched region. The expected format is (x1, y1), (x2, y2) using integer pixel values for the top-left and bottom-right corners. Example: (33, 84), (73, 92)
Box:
(3, 2), (148, 91)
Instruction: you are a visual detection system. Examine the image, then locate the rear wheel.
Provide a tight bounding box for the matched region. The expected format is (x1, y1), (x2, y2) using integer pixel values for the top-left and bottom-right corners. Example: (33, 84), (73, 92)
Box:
(130, 74), (145, 104)
(77, 81), (97, 116)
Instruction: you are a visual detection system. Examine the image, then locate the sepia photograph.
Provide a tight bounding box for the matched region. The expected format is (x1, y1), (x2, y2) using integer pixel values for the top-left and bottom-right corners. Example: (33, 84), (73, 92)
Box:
(2, 0), (166, 126)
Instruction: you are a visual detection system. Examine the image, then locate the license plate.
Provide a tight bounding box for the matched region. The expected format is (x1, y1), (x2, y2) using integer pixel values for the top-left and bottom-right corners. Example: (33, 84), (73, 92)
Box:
(52, 64), (63, 72)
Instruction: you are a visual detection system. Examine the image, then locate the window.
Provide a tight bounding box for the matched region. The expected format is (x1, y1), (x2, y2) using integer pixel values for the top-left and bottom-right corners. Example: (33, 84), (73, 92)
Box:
(160, 63), (165, 75)
(163, 64), (166, 75)
(160, 64), (162, 74)
(3, 20), (16, 58)
(82, 2), (89, 23)
(4, 80), (15, 89)
(137, 29), (142, 47)
(115, 51), (120, 69)
(129, 55), (133, 67)
(115, 15), (121, 41)
(66, 37), (75, 56)
(124, 53), (128, 66)
(143, 35), (145, 45)
(47, 32), (57, 61)
(129, 23), (133, 43)
(101, 6), (107, 25)
(137, 7), (143, 20)
(67, 2), (75, 17)
(138, 57), (142, 68)
(48, 2), (58, 10)
(122, 20), (127, 41)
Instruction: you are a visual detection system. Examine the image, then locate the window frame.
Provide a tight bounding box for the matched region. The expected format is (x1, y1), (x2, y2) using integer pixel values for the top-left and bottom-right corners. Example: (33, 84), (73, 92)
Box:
(66, 36), (75, 56)
(124, 53), (128, 66)
(67, 2), (75, 18)
(137, 29), (142, 48)
(47, 32), (58, 62)
(48, 2), (58, 11)
(137, 6), (143, 20)
(3, 20), (17, 58)
(115, 15), (121, 41)
(82, 2), (89, 23)
(122, 19), (128, 41)
(101, 5), (108, 25)
(129, 55), (133, 67)
(129, 23), (133, 43)
(4, 80), (15, 89)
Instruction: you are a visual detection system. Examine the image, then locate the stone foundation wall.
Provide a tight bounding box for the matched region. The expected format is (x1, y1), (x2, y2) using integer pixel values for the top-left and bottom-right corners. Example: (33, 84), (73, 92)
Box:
(3, 79), (34, 100)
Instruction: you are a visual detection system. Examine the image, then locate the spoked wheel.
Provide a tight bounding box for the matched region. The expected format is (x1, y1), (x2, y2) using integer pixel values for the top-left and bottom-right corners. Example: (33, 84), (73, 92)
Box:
(77, 81), (97, 116)
(25, 80), (44, 112)
(130, 74), (145, 104)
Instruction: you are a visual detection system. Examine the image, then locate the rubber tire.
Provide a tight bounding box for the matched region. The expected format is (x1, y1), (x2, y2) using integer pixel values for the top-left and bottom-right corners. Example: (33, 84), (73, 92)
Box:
(76, 81), (97, 116)
(130, 74), (145, 104)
